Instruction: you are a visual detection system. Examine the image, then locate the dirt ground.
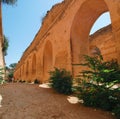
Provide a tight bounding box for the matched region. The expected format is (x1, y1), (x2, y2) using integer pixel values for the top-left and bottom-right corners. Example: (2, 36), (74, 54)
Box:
(0, 83), (115, 119)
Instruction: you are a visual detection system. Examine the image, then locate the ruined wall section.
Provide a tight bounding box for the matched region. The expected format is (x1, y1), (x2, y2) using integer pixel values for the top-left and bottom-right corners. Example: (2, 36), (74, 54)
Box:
(15, 0), (73, 70)
(14, 0), (120, 81)
(90, 24), (117, 61)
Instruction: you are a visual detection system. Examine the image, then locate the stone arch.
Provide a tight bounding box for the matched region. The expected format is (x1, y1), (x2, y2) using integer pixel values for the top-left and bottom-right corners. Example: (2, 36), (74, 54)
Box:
(43, 40), (53, 81)
(19, 68), (21, 79)
(14, 71), (18, 80)
(89, 24), (117, 61)
(18, 70), (20, 79)
(70, 0), (112, 76)
(90, 12), (111, 35)
(36, 51), (43, 80)
(26, 61), (29, 79)
(22, 64), (25, 79)
(32, 53), (37, 77)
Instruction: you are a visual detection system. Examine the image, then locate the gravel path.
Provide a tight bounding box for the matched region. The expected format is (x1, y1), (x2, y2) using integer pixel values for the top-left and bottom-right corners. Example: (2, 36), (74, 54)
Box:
(0, 83), (115, 119)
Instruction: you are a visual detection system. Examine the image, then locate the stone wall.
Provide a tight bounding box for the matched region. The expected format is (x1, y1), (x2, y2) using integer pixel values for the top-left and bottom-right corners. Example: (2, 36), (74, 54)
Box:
(14, 0), (120, 82)
(90, 25), (117, 61)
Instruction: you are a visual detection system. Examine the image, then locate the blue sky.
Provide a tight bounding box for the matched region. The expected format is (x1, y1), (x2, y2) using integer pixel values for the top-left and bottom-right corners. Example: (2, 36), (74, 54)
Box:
(2, 1), (111, 66)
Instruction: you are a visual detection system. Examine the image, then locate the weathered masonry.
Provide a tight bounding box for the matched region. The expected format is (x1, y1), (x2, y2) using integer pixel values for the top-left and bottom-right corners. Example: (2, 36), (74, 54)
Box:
(14, 0), (120, 82)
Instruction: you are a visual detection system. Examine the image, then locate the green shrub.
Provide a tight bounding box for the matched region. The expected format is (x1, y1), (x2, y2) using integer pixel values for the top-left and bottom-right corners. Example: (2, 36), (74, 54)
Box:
(76, 55), (120, 86)
(2, 35), (9, 56)
(75, 54), (120, 118)
(19, 80), (22, 83)
(22, 80), (26, 83)
(20, 80), (26, 83)
(34, 79), (40, 84)
(0, 67), (5, 84)
(49, 68), (73, 95)
(78, 83), (119, 111)
(113, 104), (120, 119)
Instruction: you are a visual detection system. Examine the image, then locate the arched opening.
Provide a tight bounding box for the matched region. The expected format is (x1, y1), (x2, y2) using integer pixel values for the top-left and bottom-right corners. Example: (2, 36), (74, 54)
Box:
(90, 12), (111, 35)
(37, 54), (43, 80)
(19, 68), (21, 79)
(23, 65), (24, 79)
(32, 54), (37, 77)
(43, 40), (53, 81)
(70, 0), (113, 77)
(89, 12), (117, 61)
(26, 61), (29, 79)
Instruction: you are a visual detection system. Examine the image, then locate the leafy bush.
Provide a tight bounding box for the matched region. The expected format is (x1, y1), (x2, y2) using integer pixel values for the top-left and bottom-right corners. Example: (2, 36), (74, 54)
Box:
(2, 35), (9, 56)
(78, 83), (119, 111)
(49, 68), (73, 95)
(34, 79), (40, 84)
(75, 54), (120, 118)
(77, 55), (120, 86)
(22, 80), (26, 83)
(19, 80), (22, 83)
(113, 104), (120, 119)
(0, 67), (5, 84)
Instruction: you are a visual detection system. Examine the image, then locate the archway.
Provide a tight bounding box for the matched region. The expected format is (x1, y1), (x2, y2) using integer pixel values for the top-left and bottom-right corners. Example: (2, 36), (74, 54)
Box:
(89, 12), (117, 61)
(37, 53), (43, 80)
(43, 40), (53, 81)
(32, 54), (37, 78)
(19, 68), (21, 80)
(21, 65), (24, 80)
(70, 0), (111, 76)
(90, 12), (111, 34)
(26, 61), (29, 80)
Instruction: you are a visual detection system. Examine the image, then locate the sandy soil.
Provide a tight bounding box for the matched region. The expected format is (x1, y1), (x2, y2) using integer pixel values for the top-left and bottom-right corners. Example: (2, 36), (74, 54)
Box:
(0, 83), (115, 119)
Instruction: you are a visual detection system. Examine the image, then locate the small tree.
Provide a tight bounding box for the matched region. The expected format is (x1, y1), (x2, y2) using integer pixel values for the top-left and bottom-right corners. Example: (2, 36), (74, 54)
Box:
(2, 35), (9, 56)
(49, 68), (73, 95)
(75, 54), (120, 118)
(6, 63), (17, 81)
(9, 63), (17, 69)
(76, 54), (120, 87)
